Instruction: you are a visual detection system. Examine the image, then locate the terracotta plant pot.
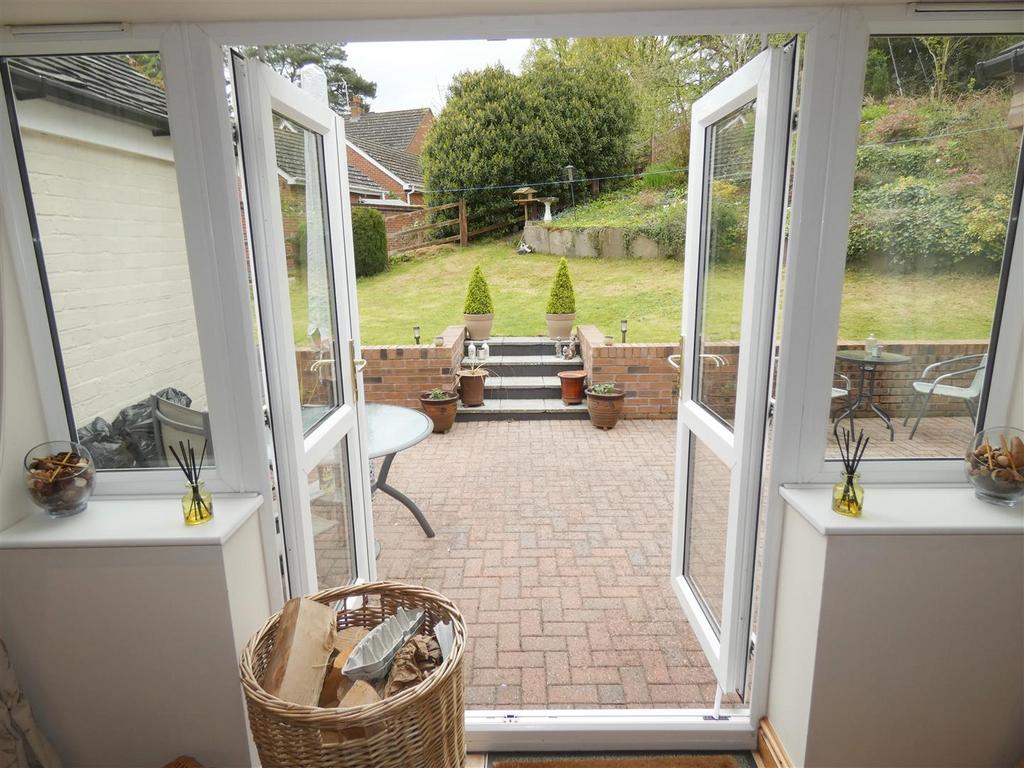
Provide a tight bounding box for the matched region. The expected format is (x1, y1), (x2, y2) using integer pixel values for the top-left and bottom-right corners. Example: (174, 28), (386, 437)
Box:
(586, 387), (626, 429)
(457, 369), (489, 407)
(545, 313), (576, 339)
(557, 370), (587, 405)
(419, 391), (459, 433)
(463, 313), (494, 340)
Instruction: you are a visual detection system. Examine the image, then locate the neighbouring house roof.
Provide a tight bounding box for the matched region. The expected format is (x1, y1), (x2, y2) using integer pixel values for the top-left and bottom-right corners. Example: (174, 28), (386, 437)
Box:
(344, 107), (432, 153)
(348, 136), (425, 190)
(7, 54), (170, 134)
(274, 119), (385, 196)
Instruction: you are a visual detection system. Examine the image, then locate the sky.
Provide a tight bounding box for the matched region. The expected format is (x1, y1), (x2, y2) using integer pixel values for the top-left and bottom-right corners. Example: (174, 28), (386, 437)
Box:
(344, 39), (534, 113)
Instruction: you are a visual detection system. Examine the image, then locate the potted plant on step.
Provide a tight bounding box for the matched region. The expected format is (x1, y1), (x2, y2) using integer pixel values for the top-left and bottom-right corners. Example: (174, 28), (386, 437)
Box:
(457, 362), (489, 407)
(586, 382), (626, 430)
(420, 387), (459, 433)
(463, 264), (495, 340)
(545, 257), (576, 339)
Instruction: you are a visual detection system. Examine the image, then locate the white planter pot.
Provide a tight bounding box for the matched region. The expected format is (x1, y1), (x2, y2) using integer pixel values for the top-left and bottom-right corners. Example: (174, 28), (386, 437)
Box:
(464, 313), (494, 340)
(545, 313), (576, 339)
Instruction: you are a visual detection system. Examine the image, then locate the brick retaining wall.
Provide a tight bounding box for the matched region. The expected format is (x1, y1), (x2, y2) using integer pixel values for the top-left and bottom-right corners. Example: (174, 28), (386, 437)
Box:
(361, 325), (466, 409)
(578, 325), (679, 419)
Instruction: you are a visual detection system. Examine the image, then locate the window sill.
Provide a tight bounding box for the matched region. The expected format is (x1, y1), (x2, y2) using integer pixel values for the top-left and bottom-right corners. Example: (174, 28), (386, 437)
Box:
(0, 493), (262, 549)
(779, 484), (1024, 536)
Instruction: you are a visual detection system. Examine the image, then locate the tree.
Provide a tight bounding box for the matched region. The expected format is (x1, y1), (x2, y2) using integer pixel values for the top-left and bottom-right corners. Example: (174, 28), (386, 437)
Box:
(245, 44), (376, 112)
(423, 62), (636, 228)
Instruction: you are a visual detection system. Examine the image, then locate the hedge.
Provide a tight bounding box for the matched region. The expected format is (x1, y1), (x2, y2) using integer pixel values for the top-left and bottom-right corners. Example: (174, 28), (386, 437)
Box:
(352, 207), (389, 277)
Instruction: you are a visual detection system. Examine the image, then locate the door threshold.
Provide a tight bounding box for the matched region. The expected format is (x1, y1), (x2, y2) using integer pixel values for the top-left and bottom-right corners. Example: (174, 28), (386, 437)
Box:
(466, 710), (756, 753)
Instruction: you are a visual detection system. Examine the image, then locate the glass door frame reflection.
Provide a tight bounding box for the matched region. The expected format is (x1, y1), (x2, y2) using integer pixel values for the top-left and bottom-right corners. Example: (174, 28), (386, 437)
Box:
(233, 53), (374, 596)
(671, 44), (796, 695)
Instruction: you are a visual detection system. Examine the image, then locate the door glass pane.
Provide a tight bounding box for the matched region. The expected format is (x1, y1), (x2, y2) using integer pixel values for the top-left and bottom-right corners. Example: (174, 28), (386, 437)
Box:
(4, 53), (215, 470)
(683, 434), (731, 634)
(825, 34), (1023, 459)
(694, 99), (757, 428)
(311, 437), (356, 587)
(271, 113), (342, 434)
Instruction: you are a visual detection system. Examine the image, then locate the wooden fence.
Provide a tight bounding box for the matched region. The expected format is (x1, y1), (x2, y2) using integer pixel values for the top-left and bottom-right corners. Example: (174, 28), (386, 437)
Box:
(387, 200), (521, 254)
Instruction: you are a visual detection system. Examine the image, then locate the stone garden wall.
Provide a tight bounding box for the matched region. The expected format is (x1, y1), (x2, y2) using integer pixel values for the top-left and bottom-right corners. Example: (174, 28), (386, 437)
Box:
(359, 325), (466, 409)
(523, 222), (676, 260)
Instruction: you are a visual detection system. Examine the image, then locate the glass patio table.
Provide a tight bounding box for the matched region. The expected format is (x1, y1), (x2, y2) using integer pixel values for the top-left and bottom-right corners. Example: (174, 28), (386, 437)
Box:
(834, 349), (911, 441)
(366, 403), (435, 538)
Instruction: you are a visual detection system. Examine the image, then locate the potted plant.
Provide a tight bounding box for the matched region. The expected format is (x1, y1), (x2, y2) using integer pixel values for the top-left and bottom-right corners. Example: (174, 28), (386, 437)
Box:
(545, 257), (576, 338)
(457, 363), (489, 407)
(463, 264), (494, 340)
(420, 387), (459, 433)
(586, 382), (626, 429)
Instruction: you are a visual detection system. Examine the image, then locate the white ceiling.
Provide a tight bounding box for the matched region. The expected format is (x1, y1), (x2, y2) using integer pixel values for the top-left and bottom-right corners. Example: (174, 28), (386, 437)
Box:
(0, 0), (904, 26)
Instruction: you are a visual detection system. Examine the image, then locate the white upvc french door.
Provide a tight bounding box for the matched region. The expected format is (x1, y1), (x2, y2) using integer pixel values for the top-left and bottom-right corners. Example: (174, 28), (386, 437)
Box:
(671, 45), (795, 695)
(232, 53), (375, 596)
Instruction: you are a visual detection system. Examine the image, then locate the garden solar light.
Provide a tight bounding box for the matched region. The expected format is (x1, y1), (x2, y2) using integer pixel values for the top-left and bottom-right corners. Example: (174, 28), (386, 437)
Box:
(620, 319), (628, 343)
(413, 325), (421, 345)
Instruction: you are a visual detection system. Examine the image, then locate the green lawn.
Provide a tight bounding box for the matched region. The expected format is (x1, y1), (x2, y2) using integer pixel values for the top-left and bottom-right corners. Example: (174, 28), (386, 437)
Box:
(335, 241), (997, 346)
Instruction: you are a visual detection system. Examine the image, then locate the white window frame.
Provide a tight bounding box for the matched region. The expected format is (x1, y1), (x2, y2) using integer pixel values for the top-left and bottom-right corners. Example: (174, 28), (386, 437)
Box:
(0, 4), (1020, 753)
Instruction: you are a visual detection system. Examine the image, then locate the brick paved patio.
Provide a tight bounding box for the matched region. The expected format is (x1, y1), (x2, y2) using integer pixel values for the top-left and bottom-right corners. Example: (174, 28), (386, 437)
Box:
(313, 413), (971, 710)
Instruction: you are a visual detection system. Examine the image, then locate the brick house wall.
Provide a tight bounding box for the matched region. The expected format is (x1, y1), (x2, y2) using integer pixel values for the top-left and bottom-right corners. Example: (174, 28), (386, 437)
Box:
(405, 112), (434, 155)
(347, 145), (410, 202)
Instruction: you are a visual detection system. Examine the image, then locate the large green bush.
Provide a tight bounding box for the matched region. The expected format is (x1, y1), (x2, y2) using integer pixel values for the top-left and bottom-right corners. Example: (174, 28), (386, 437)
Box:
(546, 258), (576, 314)
(352, 207), (389, 277)
(422, 61), (636, 231)
(463, 264), (494, 315)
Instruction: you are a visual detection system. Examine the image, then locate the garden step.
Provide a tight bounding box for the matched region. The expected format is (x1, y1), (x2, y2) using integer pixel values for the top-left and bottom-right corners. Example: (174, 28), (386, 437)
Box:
(456, 397), (589, 422)
(477, 355), (583, 378)
(484, 375), (563, 400)
(468, 336), (575, 357)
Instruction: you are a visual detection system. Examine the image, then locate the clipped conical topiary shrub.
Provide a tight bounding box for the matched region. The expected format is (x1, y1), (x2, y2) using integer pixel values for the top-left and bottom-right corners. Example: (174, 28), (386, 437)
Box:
(463, 264), (494, 314)
(546, 257), (576, 314)
(463, 264), (494, 340)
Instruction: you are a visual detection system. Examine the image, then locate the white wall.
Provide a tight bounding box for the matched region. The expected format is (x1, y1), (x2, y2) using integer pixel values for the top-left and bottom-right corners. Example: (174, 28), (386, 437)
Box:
(17, 99), (207, 427)
(0, 231), (47, 533)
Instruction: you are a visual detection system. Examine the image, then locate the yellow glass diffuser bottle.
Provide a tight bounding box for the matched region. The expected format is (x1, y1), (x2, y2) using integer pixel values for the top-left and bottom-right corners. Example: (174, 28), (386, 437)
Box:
(182, 480), (213, 526)
(832, 471), (864, 517)
(832, 423), (868, 518)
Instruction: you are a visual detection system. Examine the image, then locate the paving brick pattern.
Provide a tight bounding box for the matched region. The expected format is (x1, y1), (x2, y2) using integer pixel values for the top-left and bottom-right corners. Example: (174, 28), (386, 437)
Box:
(316, 414), (972, 710)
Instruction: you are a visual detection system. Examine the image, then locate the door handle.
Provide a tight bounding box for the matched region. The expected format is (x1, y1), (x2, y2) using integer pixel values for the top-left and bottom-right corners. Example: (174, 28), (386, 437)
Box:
(349, 339), (366, 402)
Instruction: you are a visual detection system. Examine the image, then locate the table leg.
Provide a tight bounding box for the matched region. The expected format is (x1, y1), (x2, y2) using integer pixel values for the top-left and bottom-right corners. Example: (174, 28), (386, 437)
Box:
(374, 452), (435, 538)
(862, 366), (895, 441)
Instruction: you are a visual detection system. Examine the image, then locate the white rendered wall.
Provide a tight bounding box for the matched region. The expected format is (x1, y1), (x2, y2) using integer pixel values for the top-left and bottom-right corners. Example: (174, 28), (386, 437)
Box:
(17, 99), (207, 427)
(767, 501), (1024, 767)
(0, 221), (47, 533)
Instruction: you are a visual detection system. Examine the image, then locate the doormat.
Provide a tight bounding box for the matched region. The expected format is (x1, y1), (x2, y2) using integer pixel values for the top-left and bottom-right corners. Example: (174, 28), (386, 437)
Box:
(489, 753), (755, 768)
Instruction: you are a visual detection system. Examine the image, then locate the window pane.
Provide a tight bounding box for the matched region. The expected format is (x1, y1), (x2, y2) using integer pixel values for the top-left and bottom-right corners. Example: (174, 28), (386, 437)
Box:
(826, 35), (1023, 461)
(694, 100), (756, 428)
(6, 53), (214, 470)
(271, 114), (342, 435)
(683, 435), (731, 634)
(311, 437), (356, 587)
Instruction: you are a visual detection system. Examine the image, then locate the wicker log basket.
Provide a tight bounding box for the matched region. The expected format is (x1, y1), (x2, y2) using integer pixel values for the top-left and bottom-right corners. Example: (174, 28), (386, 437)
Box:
(240, 581), (467, 768)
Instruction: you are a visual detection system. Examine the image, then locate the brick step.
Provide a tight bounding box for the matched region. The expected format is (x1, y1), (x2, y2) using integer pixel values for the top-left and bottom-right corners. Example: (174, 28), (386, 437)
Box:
(466, 336), (574, 358)
(456, 398), (589, 421)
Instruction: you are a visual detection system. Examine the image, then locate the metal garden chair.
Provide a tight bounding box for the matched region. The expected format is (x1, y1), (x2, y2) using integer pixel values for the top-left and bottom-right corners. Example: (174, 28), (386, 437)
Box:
(903, 353), (987, 439)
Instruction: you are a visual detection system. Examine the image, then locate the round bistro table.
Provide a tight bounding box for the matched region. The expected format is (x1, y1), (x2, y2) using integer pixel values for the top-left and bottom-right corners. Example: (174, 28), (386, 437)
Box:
(366, 403), (435, 537)
(833, 349), (911, 441)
